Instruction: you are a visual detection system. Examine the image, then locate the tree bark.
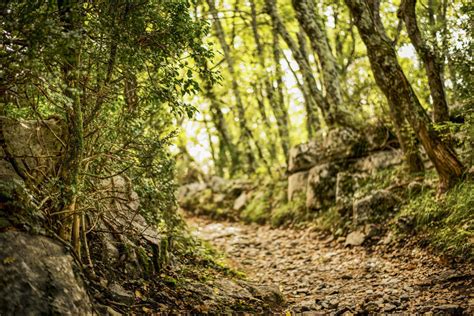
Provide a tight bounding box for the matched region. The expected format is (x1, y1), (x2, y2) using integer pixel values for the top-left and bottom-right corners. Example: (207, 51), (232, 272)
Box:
(58, 0), (84, 253)
(292, 0), (342, 114)
(399, 0), (449, 123)
(207, 0), (255, 172)
(201, 64), (240, 176)
(249, 0), (279, 161)
(345, 0), (463, 190)
(271, 31), (291, 163)
(370, 0), (424, 174)
(265, 0), (333, 127)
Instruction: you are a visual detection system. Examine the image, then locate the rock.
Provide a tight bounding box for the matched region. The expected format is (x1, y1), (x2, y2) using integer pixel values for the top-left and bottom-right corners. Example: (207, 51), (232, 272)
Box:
(363, 123), (398, 150)
(306, 163), (338, 211)
(233, 192), (248, 211)
(323, 128), (367, 160)
(209, 176), (227, 192)
(288, 140), (320, 174)
(352, 190), (400, 226)
(0, 117), (66, 185)
(288, 171), (309, 201)
(345, 231), (366, 246)
(335, 171), (364, 206)
(243, 282), (283, 304)
(213, 193), (226, 204)
(108, 283), (134, 305)
(353, 150), (402, 173)
(177, 182), (207, 207)
(101, 175), (140, 213)
(431, 304), (463, 315)
(288, 128), (367, 174)
(0, 231), (93, 315)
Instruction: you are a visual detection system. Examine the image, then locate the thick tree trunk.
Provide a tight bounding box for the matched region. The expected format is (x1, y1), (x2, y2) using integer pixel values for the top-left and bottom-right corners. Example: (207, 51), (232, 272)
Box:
(387, 99), (425, 174)
(295, 31), (319, 137)
(345, 0), (463, 190)
(207, 0), (255, 172)
(399, 0), (449, 123)
(370, 0), (424, 174)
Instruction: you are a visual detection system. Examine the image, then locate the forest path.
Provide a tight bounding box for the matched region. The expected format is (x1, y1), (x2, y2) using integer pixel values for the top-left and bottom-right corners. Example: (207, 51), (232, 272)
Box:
(186, 215), (474, 314)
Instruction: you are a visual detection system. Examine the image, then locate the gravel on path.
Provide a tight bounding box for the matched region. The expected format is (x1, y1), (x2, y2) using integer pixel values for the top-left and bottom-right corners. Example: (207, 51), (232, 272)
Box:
(187, 216), (474, 315)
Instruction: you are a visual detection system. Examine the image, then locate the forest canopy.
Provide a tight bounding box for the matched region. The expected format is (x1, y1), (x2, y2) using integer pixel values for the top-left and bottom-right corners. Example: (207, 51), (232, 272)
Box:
(1, 0), (473, 314)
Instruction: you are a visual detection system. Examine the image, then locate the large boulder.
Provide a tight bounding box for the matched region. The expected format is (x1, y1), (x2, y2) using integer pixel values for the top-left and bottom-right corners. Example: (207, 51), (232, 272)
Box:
(352, 190), (401, 226)
(288, 171), (309, 201)
(95, 175), (165, 277)
(306, 163), (339, 211)
(288, 128), (367, 174)
(362, 123), (399, 151)
(322, 128), (367, 161)
(0, 231), (93, 315)
(288, 140), (320, 174)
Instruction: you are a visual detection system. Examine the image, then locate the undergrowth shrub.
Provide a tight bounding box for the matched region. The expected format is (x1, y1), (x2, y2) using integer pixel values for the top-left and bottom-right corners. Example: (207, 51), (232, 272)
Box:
(397, 181), (474, 261)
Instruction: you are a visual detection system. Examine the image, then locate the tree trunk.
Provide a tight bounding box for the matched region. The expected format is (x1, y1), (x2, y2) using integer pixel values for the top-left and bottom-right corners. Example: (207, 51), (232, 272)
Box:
(292, 0), (342, 115)
(58, 0), (84, 253)
(296, 31), (321, 137)
(399, 0), (449, 123)
(201, 64), (240, 176)
(250, 0), (292, 162)
(387, 99), (425, 174)
(370, 0), (424, 174)
(265, 0), (334, 128)
(207, 0), (255, 172)
(345, 0), (463, 191)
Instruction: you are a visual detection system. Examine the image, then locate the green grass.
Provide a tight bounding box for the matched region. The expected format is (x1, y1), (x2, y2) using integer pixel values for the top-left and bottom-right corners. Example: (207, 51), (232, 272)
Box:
(397, 180), (474, 261)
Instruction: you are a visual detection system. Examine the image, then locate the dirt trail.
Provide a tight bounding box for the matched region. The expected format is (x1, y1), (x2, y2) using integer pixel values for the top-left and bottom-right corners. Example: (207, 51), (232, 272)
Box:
(187, 216), (473, 314)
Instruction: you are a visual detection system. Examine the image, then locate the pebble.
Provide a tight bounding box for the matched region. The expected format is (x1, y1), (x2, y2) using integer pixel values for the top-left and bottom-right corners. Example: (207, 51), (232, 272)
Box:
(187, 216), (474, 314)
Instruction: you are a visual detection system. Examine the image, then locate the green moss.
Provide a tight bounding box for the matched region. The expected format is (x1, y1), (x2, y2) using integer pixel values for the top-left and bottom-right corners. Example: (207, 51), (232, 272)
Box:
(397, 181), (474, 261)
(270, 191), (307, 227)
(356, 167), (401, 196)
(240, 192), (271, 224)
(136, 246), (153, 275)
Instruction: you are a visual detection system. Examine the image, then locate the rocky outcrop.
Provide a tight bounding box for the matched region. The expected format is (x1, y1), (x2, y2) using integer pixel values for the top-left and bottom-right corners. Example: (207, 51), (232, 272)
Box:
(0, 231), (93, 315)
(287, 171), (308, 201)
(287, 127), (403, 211)
(352, 190), (401, 226)
(306, 163), (338, 211)
(353, 150), (402, 173)
(288, 128), (367, 174)
(177, 177), (254, 219)
(335, 171), (363, 207)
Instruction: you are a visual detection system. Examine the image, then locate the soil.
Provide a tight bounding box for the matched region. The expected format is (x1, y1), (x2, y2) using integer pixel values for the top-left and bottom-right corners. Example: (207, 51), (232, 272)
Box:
(187, 215), (474, 315)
